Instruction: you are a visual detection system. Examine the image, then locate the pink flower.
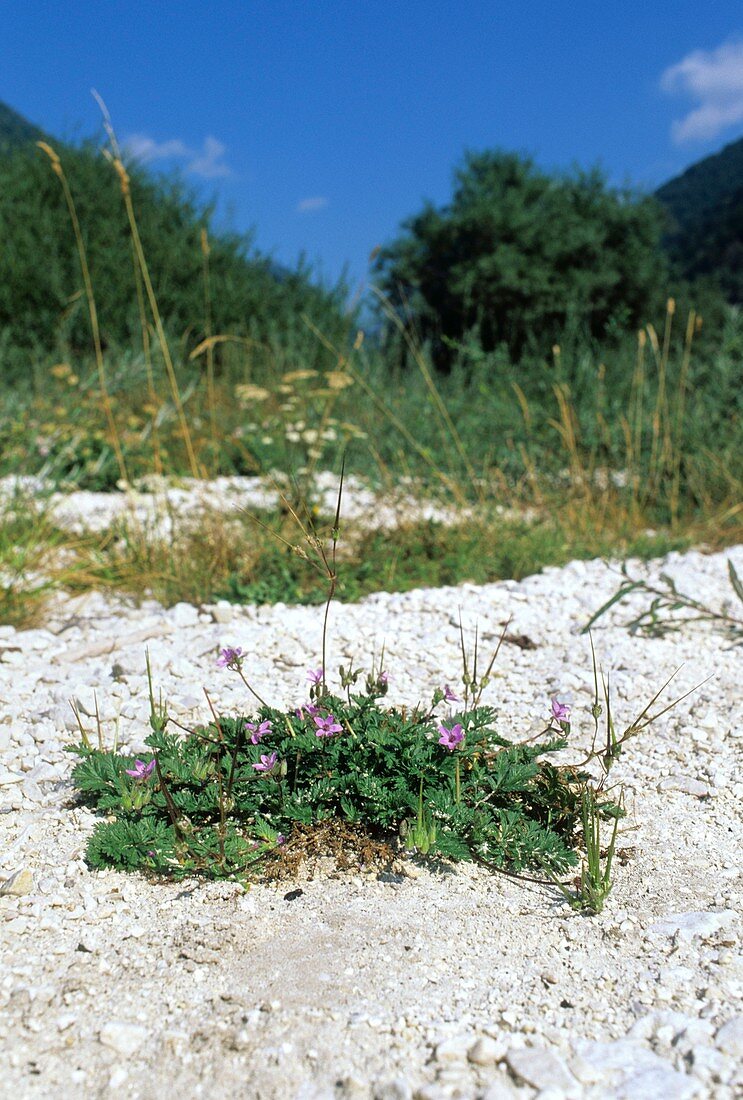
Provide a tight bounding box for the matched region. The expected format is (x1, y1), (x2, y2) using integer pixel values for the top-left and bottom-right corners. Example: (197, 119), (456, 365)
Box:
(217, 646), (244, 669)
(306, 667), (324, 686)
(296, 703), (321, 721)
(550, 697), (571, 727)
(313, 714), (343, 738)
(252, 752), (278, 773)
(443, 684), (460, 703)
(245, 718), (272, 744)
(125, 759), (156, 780)
(438, 723), (464, 751)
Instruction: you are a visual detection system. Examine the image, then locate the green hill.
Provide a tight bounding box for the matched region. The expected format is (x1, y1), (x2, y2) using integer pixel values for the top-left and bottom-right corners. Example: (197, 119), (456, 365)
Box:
(0, 99), (350, 369)
(655, 136), (743, 303)
(0, 101), (45, 149)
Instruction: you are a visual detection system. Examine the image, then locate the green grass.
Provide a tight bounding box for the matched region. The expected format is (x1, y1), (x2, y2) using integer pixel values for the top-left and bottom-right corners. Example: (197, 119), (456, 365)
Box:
(2, 302), (741, 511)
(0, 495), (81, 628)
(4, 504), (701, 617)
(1, 141), (741, 627)
(2, 458), (739, 630)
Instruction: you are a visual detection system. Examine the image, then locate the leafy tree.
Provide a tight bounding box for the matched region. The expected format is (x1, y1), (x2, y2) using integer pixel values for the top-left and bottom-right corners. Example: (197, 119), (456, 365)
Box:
(376, 150), (668, 365)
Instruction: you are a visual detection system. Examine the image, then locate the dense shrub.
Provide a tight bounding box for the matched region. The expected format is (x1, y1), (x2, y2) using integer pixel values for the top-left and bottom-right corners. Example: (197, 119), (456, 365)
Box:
(376, 150), (669, 366)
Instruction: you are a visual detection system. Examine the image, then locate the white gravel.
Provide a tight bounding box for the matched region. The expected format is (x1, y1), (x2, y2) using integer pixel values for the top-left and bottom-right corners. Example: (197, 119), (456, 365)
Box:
(1, 539), (741, 1099)
(0, 472), (468, 537)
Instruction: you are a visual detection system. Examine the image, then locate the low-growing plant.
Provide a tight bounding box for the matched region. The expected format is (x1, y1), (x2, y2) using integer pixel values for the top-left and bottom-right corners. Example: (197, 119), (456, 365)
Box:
(70, 651), (588, 882)
(556, 788), (622, 915)
(68, 635), (695, 910)
(550, 636), (704, 913)
(64, 472), (702, 911)
(583, 557), (743, 639)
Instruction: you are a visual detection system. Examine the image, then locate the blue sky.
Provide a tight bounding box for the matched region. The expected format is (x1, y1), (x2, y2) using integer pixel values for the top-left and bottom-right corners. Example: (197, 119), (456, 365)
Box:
(4, 2), (742, 289)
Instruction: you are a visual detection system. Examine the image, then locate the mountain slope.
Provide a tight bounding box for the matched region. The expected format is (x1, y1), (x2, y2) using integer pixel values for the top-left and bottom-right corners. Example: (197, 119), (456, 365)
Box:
(655, 136), (743, 303)
(0, 99), (352, 376)
(0, 101), (45, 150)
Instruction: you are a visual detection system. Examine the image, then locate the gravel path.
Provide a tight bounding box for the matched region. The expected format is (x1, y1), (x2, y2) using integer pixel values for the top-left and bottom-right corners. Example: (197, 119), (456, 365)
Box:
(1, 544), (741, 1099)
(0, 472), (466, 537)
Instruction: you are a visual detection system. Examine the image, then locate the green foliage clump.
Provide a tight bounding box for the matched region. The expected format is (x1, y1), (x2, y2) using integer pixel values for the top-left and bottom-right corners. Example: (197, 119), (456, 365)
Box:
(70, 687), (585, 882)
(376, 150), (668, 365)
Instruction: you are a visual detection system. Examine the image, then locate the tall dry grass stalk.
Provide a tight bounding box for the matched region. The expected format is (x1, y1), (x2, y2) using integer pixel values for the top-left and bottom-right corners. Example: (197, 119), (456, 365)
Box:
(300, 315), (470, 506)
(131, 236), (163, 475)
(645, 297), (678, 501)
(200, 228), (218, 453)
(92, 90), (200, 478)
(626, 328), (647, 514)
(112, 157), (200, 478)
(36, 141), (129, 485)
(372, 289), (484, 503)
(669, 308), (696, 526)
(549, 382), (584, 488)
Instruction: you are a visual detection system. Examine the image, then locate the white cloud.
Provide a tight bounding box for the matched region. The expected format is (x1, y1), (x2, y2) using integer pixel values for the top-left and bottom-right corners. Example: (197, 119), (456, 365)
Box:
(123, 132), (232, 179)
(296, 196), (329, 213)
(661, 39), (743, 143)
(123, 133), (191, 162)
(187, 136), (232, 179)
